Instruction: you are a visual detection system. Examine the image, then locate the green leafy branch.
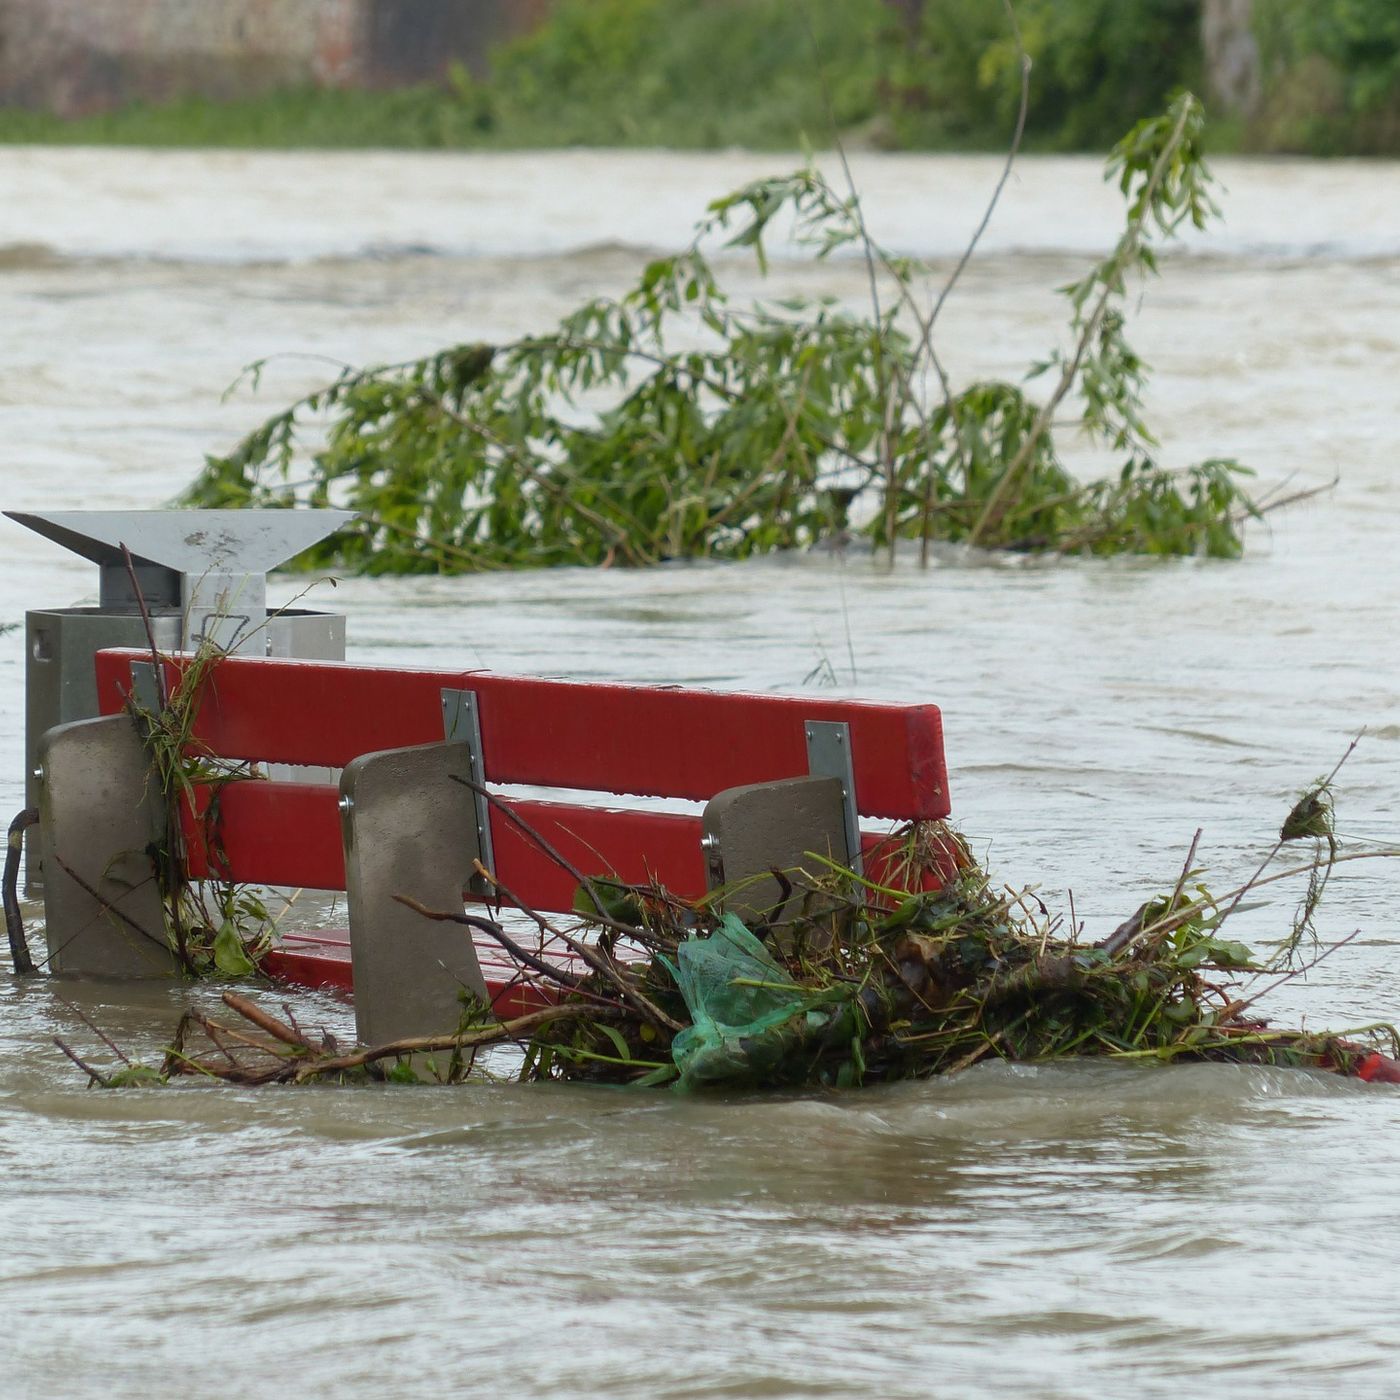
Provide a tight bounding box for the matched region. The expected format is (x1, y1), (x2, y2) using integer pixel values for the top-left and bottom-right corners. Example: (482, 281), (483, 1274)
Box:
(185, 92), (1265, 571)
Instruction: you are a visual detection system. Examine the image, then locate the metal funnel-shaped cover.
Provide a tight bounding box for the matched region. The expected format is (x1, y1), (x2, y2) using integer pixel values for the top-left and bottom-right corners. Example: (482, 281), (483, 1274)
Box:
(4, 509), (356, 575)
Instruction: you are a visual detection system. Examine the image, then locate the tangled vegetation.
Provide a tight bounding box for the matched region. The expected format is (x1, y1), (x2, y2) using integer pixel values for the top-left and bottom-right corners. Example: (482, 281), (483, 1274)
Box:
(75, 564), (288, 984)
(58, 763), (1400, 1093)
(124, 641), (278, 979)
(185, 93), (1262, 571)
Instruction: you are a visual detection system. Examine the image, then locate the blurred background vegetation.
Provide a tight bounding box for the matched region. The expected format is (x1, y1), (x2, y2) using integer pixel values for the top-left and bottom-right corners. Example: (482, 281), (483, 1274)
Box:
(1, 0), (1397, 156)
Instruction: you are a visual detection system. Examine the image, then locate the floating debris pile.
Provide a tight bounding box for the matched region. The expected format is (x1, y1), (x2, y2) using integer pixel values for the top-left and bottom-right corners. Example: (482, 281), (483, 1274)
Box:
(79, 773), (1400, 1093)
(509, 816), (1400, 1091)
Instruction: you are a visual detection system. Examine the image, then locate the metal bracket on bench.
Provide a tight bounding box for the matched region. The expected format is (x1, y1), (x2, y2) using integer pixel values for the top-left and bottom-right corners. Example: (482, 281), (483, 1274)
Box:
(441, 687), (495, 887)
(701, 774), (850, 929)
(699, 718), (866, 929)
(128, 659), (163, 714)
(804, 720), (863, 876)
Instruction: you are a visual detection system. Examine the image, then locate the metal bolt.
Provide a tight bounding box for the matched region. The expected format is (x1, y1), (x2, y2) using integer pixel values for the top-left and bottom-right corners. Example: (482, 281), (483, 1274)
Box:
(31, 765), (44, 784)
(338, 794), (354, 816)
(699, 831), (723, 874)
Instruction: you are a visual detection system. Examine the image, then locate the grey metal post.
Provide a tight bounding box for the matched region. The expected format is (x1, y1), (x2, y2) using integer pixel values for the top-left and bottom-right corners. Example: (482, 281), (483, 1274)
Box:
(803, 720), (863, 877)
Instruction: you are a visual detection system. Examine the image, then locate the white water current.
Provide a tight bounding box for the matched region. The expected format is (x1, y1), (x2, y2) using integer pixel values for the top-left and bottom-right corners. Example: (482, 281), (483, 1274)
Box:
(1, 146), (1399, 1397)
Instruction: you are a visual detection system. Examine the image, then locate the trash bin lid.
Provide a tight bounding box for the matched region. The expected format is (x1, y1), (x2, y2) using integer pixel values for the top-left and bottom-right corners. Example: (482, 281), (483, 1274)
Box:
(4, 508), (355, 576)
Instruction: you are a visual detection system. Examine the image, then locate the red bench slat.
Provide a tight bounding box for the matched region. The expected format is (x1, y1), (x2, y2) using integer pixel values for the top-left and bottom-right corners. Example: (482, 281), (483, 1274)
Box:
(184, 781), (946, 910)
(184, 782), (709, 904)
(262, 936), (557, 1015)
(95, 649), (949, 820)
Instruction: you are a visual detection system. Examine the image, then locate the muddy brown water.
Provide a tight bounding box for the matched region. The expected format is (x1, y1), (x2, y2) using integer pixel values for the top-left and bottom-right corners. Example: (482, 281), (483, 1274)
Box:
(1, 147), (1399, 1398)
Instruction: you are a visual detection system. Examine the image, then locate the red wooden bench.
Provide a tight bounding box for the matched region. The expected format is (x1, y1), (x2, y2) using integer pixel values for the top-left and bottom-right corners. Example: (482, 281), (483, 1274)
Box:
(37, 647), (951, 1044)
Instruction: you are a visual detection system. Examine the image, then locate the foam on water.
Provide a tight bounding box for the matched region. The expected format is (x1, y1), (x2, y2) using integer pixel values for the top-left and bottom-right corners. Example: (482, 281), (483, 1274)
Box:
(6, 146), (1400, 264)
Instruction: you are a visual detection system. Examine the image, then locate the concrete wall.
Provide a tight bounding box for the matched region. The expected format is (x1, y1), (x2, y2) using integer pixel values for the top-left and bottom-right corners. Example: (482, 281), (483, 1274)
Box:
(0, 0), (553, 116)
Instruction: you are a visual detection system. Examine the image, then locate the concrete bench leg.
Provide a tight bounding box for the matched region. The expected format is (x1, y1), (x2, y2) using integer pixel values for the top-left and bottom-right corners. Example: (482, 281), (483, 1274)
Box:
(340, 741), (488, 1046)
(700, 774), (850, 928)
(37, 715), (175, 978)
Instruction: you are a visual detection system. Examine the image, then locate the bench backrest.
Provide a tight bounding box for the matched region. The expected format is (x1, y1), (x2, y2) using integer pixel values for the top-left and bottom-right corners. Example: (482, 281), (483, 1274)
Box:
(94, 647), (950, 910)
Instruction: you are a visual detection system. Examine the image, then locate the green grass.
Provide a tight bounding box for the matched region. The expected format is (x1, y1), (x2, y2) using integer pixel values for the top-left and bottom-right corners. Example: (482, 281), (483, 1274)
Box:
(0, 0), (1149, 155)
(0, 0), (891, 153)
(7, 0), (1386, 156)
(0, 85), (499, 149)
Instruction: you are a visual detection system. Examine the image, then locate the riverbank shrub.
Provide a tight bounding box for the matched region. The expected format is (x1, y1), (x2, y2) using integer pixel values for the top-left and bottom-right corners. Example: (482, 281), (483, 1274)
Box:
(7, 1), (1400, 156)
(184, 94), (1260, 571)
(882, 0), (1202, 151)
(0, 0), (1200, 155)
(0, 0), (889, 152)
(1250, 0), (1400, 154)
(480, 0), (886, 149)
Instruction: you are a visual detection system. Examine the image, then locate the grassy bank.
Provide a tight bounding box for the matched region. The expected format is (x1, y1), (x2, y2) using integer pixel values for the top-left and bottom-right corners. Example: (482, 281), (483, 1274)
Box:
(3, 0), (1397, 156)
(0, 0), (1199, 155)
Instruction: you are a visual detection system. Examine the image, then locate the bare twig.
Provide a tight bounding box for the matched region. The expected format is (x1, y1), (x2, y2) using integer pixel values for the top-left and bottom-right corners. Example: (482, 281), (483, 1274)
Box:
(1245, 473), (1337, 518)
(968, 97), (1194, 545)
(53, 1037), (112, 1088)
(192, 1014), (243, 1067)
(448, 775), (642, 941)
(55, 996), (132, 1065)
(50, 852), (186, 968)
(189, 1009), (290, 1057)
(221, 992), (311, 1050)
(1132, 847), (1400, 949)
(1222, 929), (1361, 1020)
(1170, 828), (1203, 910)
(469, 859), (685, 1035)
(392, 893), (590, 993)
(918, 0), (1031, 396)
(292, 1006), (612, 1082)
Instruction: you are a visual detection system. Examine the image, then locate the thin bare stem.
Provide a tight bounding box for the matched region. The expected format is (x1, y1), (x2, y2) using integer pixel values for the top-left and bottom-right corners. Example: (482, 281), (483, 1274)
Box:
(54, 1037), (112, 1087)
(393, 893), (589, 993)
(968, 98), (1193, 545)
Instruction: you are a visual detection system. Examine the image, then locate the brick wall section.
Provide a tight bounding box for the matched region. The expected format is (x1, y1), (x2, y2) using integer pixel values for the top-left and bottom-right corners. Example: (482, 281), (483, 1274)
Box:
(0, 0), (551, 116)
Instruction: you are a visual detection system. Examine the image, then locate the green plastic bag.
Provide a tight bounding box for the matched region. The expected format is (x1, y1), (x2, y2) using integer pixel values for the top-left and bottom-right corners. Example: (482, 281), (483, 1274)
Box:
(668, 915), (849, 1090)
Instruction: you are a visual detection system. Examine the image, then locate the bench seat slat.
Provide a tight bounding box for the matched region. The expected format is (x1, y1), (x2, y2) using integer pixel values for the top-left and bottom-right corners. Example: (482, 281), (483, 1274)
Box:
(184, 781), (710, 902)
(186, 782), (942, 911)
(95, 650), (949, 820)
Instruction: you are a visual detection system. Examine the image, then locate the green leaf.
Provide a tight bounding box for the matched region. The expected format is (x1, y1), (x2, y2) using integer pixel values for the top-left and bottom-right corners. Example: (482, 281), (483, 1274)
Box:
(179, 95), (1255, 573)
(212, 921), (255, 977)
(630, 1062), (678, 1088)
(596, 1023), (633, 1063)
(106, 1064), (167, 1088)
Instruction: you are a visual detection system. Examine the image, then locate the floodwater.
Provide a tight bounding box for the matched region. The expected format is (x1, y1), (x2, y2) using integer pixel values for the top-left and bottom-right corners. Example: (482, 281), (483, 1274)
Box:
(2, 146), (1400, 1398)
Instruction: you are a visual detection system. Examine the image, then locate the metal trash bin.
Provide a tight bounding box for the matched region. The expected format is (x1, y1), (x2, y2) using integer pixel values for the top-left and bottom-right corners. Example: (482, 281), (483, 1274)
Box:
(6, 508), (354, 888)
